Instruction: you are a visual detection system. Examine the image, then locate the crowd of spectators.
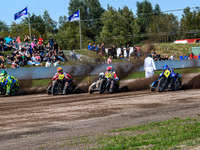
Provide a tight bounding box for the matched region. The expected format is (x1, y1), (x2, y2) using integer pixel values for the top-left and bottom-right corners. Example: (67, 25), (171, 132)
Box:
(0, 34), (72, 69)
(179, 52), (200, 60)
(88, 43), (142, 64)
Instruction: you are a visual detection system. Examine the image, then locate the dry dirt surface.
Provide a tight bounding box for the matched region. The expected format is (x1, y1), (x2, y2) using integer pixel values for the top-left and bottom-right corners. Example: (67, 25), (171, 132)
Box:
(1, 73), (200, 150)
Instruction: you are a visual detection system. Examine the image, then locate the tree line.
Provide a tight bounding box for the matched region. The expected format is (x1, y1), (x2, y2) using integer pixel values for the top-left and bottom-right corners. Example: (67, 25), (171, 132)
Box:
(0, 0), (200, 50)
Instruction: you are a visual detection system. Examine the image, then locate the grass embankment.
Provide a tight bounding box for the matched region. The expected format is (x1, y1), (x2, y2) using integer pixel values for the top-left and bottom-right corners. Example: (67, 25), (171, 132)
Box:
(59, 117), (200, 149)
(154, 43), (200, 56)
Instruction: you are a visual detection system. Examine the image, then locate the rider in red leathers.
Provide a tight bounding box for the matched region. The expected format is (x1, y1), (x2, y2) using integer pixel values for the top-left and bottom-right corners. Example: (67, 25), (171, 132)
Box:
(52, 67), (75, 94)
(105, 66), (119, 90)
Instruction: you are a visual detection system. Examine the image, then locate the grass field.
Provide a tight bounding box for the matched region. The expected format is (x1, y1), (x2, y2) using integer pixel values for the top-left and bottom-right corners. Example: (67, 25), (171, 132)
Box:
(59, 117), (200, 149)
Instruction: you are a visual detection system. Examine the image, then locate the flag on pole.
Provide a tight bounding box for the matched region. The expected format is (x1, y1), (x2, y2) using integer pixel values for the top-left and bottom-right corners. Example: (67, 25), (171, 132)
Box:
(14, 7), (28, 20)
(68, 10), (80, 22)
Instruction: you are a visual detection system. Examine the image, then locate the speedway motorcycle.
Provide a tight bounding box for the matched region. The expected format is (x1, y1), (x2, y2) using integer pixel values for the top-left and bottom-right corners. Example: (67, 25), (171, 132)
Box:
(46, 74), (75, 95)
(0, 77), (19, 96)
(150, 70), (182, 92)
(89, 72), (119, 94)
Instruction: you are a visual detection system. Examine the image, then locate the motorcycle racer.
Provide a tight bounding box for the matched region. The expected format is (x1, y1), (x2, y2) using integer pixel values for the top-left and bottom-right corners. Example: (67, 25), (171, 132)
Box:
(160, 65), (176, 89)
(52, 67), (75, 93)
(0, 70), (19, 96)
(105, 66), (120, 89)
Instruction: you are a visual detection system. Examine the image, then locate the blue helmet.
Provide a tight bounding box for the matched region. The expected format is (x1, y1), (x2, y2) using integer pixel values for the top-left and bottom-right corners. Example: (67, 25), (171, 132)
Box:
(163, 65), (169, 71)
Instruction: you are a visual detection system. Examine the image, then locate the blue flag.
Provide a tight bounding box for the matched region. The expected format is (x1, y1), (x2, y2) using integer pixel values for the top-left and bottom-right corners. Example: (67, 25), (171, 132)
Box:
(14, 7), (28, 20)
(68, 10), (80, 22)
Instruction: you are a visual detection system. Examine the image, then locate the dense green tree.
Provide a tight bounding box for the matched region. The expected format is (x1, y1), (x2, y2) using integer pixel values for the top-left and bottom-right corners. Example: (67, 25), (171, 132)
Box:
(136, 0), (153, 34)
(153, 4), (161, 17)
(180, 7), (200, 38)
(146, 13), (179, 43)
(43, 10), (57, 33)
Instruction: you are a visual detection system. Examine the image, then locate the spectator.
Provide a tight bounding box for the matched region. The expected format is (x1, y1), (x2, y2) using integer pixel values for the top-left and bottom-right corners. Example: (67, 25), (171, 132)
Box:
(92, 44), (96, 51)
(7, 41), (14, 51)
(69, 50), (75, 60)
(190, 53), (194, 59)
(6, 55), (12, 64)
(100, 43), (105, 58)
(198, 54), (200, 59)
(137, 45), (141, 59)
(113, 44), (117, 59)
(49, 36), (54, 49)
(95, 44), (100, 54)
(133, 45), (137, 59)
(33, 35), (37, 44)
(184, 54), (188, 59)
(0, 36), (4, 51)
(38, 35), (43, 45)
(31, 53), (42, 66)
(126, 44), (130, 58)
(45, 59), (51, 67)
(88, 43), (92, 50)
(107, 56), (112, 64)
(120, 45), (124, 56)
(50, 53), (57, 62)
(46, 43), (51, 53)
(53, 41), (60, 53)
(13, 36), (18, 48)
(53, 60), (60, 66)
(170, 54), (175, 60)
(5, 35), (13, 44)
(11, 60), (20, 68)
(108, 44), (113, 58)
(27, 54), (35, 66)
(179, 54), (183, 60)
(21, 53), (27, 66)
(119, 52), (128, 61)
(164, 56), (169, 61)
(57, 49), (66, 61)
(24, 35), (29, 43)
(16, 35), (21, 45)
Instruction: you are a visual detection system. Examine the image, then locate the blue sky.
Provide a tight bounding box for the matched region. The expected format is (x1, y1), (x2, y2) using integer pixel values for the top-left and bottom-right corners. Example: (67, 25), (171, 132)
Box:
(1, 0), (200, 25)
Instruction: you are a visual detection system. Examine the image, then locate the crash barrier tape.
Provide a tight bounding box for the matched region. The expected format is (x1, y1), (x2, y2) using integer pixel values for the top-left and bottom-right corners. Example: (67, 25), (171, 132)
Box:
(2, 59), (200, 80)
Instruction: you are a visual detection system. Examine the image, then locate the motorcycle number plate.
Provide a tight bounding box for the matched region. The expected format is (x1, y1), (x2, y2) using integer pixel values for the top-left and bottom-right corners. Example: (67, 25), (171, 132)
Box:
(106, 73), (112, 78)
(164, 70), (170, 78)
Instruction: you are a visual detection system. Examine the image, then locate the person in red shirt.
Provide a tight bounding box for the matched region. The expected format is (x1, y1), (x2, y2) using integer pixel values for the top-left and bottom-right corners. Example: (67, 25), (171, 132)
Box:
(190, 53), (194, 59)
(38, 35), (43, 45)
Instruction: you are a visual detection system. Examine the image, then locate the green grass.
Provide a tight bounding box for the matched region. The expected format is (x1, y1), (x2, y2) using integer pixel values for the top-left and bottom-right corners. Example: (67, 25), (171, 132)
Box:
(58, 117), (200, 149)
(94, 117), (200, 149)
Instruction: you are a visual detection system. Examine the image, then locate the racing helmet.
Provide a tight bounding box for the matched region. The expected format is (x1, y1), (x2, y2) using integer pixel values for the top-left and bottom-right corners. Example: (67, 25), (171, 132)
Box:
(57, 67), (63, 74)
(162, 65), (169, 71)
(0, 70), (7, 76)
(99, 72), (105, 79)
(106, 66), (113, 73)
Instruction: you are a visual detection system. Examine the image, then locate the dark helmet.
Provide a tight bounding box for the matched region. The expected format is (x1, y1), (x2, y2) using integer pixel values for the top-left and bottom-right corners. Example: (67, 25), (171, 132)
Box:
(0, 70), (7, 76)
(162, 65), (169, 71)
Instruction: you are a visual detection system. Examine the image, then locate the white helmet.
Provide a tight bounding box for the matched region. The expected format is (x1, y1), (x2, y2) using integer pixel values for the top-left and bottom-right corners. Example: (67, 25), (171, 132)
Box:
(99, 72), (105, 79)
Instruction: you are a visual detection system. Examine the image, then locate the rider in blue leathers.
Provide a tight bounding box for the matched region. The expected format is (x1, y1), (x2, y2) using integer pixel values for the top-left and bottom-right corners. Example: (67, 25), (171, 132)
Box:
(160, 65), (176, 89)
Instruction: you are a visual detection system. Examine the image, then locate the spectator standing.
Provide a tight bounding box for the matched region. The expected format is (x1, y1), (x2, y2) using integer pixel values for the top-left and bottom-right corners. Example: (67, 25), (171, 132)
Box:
(190, 53), (194, 59)
(100, 43), (105, 58)
(38, 35), (43, 45)
(33, 35), (37, 44)
(144, 53), (156, 78)
(107, 56), (112, 64)
(136, 44), (141, 59)
(113, 44), (117, 59)
(53, 41), (60, 53)
(49, 36), (54, 49)
(24, 35), (29, 43)
(126, 44), (130, 58)
(120, 45), (124, 56)
(108, 44), (112, 58)
(16, 35), (21, 45)
(133, 45), (137, 59)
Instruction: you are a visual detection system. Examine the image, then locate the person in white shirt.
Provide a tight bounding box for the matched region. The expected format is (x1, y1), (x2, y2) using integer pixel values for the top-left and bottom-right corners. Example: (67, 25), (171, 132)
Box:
(144, 53), (156, 78)
(45, 59), (51, 67)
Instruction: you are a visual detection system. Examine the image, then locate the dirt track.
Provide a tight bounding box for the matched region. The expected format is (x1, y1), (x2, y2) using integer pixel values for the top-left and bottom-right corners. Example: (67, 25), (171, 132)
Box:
(1, 87), (200, 149)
